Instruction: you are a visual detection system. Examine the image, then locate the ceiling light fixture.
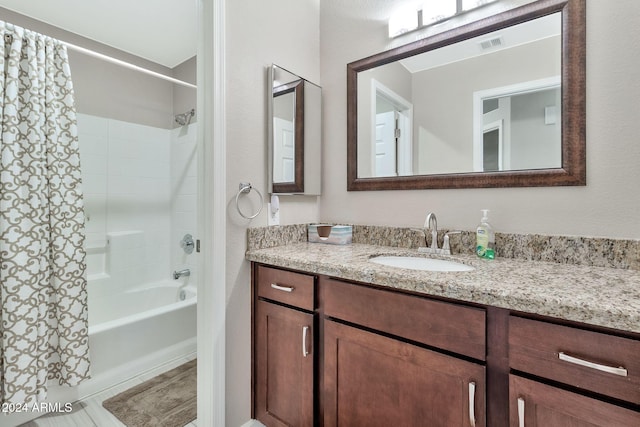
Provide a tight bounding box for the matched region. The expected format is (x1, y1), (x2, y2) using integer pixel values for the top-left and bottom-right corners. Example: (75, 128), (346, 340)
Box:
(389, 0), (498, 39)
(388, 6), (419, 38)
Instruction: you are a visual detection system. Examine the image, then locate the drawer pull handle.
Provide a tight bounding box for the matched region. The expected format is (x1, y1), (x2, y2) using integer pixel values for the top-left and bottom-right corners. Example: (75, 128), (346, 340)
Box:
(302, 326), (310, 357)
(517, 397), (525, 427)
(558, 352), (628, 377)
(468, 381), (476, 427)
(271, 283), (294, 293)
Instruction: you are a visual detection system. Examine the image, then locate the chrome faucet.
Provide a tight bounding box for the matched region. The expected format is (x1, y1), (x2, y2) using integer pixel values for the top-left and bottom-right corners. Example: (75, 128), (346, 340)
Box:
(419, 213), (460, 255)
(173, 268), (191, 280)
(424, 212), (438, 250)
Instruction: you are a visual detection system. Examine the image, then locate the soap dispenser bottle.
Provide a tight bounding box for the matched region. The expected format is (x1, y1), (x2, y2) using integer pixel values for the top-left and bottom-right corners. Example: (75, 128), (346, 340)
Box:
(476, 209), (495, 259)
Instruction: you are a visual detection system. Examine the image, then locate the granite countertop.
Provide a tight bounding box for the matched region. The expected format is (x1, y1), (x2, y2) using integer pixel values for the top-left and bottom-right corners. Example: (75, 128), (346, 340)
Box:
(246, 242), (640, 334)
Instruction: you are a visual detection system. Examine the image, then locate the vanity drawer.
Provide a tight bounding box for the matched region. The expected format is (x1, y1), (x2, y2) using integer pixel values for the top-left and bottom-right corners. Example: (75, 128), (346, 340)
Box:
(256, 265), (315, 311)
(320, 278), (486, 360)
(509, 315), (640, 404)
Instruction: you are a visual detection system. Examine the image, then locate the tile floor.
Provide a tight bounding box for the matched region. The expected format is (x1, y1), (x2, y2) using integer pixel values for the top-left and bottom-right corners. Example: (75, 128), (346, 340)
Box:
(18, 354), (197, 427)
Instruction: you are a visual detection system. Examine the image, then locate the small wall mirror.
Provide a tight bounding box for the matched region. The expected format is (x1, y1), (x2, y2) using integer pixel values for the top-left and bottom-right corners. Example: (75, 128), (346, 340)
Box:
(347, 0), (585, 190)
(269, 64), (322, 195)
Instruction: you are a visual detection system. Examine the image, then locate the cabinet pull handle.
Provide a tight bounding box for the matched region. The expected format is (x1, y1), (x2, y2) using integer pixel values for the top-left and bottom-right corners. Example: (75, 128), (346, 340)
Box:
(517, 397), (525, 427)
(558, 352), (628, 377)
(468, 381), (476, 427)
(302, 326), (310, 357)
(271, 283), (294, 293)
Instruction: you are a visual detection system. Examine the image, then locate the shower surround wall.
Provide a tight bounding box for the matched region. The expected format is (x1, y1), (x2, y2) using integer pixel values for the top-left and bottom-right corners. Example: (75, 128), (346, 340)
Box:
(170, 123), (199, 285)
(78, 113), (198, 288)
(78, 113), (172, 287)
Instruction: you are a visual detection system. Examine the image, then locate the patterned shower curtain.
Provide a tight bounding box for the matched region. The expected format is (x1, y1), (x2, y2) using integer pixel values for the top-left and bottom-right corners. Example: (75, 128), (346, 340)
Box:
(0, 21), (90, 404)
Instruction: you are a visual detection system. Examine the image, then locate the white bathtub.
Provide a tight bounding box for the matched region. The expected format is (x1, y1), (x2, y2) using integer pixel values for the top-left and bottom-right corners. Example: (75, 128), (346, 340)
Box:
(86, 280), (197, 386)
(5, 280), (197, 426)
(89, 281), (197, 333)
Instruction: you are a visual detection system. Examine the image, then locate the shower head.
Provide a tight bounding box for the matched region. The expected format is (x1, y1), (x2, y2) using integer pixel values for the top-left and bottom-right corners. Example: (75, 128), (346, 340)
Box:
(175, 109), (195, 126)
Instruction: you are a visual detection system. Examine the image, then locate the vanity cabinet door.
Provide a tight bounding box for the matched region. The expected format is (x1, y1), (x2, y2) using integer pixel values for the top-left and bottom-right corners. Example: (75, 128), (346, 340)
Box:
(255, 300), (314, 427)
(509, 375), (639, 426)
(323, 320), (485, 427)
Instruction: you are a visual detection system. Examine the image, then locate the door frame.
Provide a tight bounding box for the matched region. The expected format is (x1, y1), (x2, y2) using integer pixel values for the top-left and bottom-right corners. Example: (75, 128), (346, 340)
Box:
(197, 0), (226, 425)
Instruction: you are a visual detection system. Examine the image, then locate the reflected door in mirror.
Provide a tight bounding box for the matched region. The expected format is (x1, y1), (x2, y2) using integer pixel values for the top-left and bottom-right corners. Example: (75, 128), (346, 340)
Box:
(273, 88), (298, 183)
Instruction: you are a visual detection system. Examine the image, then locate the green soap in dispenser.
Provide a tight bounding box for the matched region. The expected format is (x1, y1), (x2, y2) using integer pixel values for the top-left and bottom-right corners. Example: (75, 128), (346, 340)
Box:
(476, 209), (495, 259)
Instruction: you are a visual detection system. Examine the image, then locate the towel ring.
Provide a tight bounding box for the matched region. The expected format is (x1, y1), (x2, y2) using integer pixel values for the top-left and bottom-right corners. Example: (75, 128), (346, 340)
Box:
(235, 182), (263, 219)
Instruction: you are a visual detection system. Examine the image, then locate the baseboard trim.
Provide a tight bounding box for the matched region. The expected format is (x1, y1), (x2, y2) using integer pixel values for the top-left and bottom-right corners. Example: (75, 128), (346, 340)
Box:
(241, 419), (266, 427)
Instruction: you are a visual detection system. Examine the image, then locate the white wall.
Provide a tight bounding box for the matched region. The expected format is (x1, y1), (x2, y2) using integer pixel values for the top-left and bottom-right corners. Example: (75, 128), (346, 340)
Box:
(319, 0), (640, 239)
(225, 0), (320, 425)
(510, 88), (561, 170)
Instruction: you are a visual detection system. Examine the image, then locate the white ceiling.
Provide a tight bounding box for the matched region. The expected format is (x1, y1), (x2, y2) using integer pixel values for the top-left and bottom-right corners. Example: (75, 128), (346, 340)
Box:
(0, 0), (197, 68)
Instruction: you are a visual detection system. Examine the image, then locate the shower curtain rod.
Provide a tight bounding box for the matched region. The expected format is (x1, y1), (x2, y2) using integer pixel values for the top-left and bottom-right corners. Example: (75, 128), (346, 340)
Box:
(62, 41), (197, 89)
(3, 28), (196, 89)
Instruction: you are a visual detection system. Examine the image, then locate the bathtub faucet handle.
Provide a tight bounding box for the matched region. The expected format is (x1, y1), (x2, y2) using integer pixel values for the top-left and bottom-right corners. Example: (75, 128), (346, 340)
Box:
(173, 268), (191, 280)
(180, 234), (195, 254)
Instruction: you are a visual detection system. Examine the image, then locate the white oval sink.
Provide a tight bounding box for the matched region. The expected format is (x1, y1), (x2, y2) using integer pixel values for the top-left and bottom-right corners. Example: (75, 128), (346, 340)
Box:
(369, 256), (474, 272)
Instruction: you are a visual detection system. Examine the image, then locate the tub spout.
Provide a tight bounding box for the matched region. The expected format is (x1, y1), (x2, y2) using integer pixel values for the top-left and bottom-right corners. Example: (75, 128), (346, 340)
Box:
(173, 268), (191, 280)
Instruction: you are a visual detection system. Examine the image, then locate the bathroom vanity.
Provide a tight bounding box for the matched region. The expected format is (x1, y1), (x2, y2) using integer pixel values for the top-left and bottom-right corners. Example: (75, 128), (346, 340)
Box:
(248, 241), (640, 427)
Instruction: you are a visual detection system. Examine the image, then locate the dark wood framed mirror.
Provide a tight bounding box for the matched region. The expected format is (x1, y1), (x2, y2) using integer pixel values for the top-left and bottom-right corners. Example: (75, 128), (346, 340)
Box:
(272, 78), (305, 194)
(268, 64), (322, 195)
(347, 0), (585, 190)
